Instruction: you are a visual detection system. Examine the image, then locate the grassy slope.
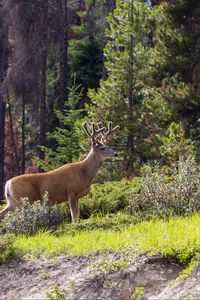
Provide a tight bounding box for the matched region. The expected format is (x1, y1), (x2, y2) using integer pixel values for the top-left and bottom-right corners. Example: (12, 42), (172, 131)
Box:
(15, 213), (200, 263)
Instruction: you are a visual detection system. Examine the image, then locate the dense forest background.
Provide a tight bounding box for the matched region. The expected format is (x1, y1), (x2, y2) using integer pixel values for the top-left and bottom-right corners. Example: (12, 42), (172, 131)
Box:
(0, 0), (200, 201)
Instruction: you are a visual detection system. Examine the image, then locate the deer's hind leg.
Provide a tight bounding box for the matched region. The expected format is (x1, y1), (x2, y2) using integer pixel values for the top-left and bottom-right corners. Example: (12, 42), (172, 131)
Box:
(0, 198), (17, 220)
(0, 180), (17, 221)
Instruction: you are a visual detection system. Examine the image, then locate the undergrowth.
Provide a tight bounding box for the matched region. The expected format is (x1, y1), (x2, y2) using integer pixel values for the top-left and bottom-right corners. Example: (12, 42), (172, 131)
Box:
(56, 212), (144, 235)
(14, 213), (200, 264)
(0, 234), (19, 264)
(80, 179), (140, 218)
(129, 155), (200, 217)
(0, 193), (68, 235)
(1, 154), (199, 236)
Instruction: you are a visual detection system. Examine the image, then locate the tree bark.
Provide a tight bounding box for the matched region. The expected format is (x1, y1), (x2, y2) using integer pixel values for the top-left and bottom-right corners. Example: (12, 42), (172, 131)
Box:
(0, 5), (8, 201)
(125, 0), (135, 174)
(0, 98), (5, 201)
(6, 89), (20, 175)
(21, 90), (26, 174)
(58, 0), (68, 112)
(38, 1), (48, 161)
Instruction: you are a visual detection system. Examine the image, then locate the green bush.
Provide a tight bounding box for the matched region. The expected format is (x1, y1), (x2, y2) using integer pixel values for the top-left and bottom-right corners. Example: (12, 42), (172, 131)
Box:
(80, 179), (141, 219)
(0, 180), (141, 235)
(129, 155), (200, 217)
(57, 212), (143, 235)
(1, 193), (68, 235)
(0, 234), (19, 264)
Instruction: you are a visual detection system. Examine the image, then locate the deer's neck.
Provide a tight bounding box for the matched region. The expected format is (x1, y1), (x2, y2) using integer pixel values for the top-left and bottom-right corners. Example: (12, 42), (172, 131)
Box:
(81, 149), (102, 185)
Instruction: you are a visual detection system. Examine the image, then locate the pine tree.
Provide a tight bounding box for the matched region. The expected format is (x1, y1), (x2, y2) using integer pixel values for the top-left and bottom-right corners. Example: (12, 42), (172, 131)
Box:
(148, 0), (200, 156)
(68, 0), (104, 97)
(89, 0), (160, 174)
(39, 81), (85, 171)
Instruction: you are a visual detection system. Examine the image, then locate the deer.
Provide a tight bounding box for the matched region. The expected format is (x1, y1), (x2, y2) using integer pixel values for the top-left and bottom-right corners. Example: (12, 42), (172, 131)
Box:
(0, 122), (119, 223)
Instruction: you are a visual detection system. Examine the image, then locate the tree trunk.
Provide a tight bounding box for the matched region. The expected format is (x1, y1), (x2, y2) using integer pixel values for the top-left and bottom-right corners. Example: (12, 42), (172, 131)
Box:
(38, 1), (48, 161)
(6, 89), (20, 175)
(21, 90), (26, 174)
(180, 117), (190, 139)
(38, 52), (47, 162)
(0, 98), (5, 201)
(58, 0), (68, 112)
(125, 0), (135, 174)
(0, 6), (8, 201)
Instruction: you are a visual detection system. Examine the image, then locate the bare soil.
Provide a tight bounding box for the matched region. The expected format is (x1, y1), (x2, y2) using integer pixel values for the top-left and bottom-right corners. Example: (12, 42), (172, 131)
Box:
(0, 253), (200, 300)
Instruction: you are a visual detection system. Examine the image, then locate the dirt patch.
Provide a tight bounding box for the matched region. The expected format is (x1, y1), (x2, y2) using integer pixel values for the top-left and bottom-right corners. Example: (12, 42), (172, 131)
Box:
(0, 253), (199, 300)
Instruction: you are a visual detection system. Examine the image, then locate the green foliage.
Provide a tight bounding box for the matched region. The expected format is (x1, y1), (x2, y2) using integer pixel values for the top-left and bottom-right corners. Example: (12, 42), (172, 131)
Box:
(88, 0), (170, 173)
(40, 82), (85, 171)
(160, 122), (194, 167)
(14, 214), (200, 264)
(176, 259), (197, 283)
(46, 284), (66, 300)
(80, 179), (141, 219)
(68, 1), (104, 93)
(0, 193), (66, 235)
(90, 258), (130, 274)
(69, 37), (103, 91)
(147, 0), (200, 157)
(0, 234), (19, 264)
(57, 213), (141, 235)
(132, 287), (147, 300)
(129, 154), (200, 217)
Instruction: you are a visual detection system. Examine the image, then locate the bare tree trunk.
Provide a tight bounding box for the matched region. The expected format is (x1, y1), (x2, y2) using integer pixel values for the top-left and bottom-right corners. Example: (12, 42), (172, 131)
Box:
(58, 0), (68, 112)
(21, 90), (26, 174)
(0, 98), (5, 201)
(38, 1), (48, 161)
(125, 0), (134, 174)
(6, 89), (20, 174)
(38, 50), (47, 161)
(0, 6), (8, 201)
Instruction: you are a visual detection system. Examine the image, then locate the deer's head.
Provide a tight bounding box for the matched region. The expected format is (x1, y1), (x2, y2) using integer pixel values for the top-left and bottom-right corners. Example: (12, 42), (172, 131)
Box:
(82, 121), (119, 161)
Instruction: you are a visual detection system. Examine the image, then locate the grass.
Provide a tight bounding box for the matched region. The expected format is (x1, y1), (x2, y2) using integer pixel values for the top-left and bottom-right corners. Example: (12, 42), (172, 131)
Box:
(0, 203), (5, 211)
(14, 213), (200, 263)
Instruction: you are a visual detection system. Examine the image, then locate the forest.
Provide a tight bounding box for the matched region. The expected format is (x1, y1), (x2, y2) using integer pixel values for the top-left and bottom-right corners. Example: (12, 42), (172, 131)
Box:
(1, 0), (200, 299)
(0, 0), (199, 198)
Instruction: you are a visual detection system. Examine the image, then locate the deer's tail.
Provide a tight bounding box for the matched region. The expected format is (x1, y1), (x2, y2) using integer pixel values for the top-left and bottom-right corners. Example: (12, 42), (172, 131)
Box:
(4, 179), (12, 200)
(0, 179), (16, 221)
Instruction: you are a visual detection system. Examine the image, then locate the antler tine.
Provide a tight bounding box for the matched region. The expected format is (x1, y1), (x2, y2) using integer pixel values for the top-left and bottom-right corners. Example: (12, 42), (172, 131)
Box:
(97, 122), (104, 129)
(82, 122), (93, 139)
(92, 122), (106, 137)
(96, 122), (106, 143)
(82, 122), (106, 144)
(102, 121), (120, 142)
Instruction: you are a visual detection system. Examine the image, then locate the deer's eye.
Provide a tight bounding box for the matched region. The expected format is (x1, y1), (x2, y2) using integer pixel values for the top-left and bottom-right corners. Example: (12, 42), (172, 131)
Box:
(101, 147), (106, 151)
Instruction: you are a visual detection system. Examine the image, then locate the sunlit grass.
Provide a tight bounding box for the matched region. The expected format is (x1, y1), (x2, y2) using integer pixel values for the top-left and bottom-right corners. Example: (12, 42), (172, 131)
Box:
(14, 213), (200, 263)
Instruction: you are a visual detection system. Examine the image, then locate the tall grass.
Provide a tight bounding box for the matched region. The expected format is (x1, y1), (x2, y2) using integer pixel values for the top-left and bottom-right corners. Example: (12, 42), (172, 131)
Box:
(14, 213), (200, 263)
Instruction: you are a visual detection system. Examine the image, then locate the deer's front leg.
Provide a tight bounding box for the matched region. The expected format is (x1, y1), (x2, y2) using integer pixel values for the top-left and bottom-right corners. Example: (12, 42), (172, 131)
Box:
(68, 195), (80, 224)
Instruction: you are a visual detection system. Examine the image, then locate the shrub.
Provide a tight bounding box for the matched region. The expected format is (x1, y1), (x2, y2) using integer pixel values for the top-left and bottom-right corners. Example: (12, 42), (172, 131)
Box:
(0, 234), (19, 263)
(57, 212), (143, 235)
(1, 193), (67, 235)
(129, 155), (200, 216)
(0, 180), (141, 235)
(80, 179), (141, 219)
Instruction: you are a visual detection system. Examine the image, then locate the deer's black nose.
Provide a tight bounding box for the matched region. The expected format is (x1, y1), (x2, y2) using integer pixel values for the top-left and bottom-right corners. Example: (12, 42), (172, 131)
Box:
(114, 153), (118, 157)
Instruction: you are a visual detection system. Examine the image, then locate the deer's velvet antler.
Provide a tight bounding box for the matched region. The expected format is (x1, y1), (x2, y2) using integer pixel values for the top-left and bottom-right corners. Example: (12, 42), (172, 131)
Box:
(82, 122), (106, 145)
(82, 121), (119, 144)
(100, 121), (120, 143)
